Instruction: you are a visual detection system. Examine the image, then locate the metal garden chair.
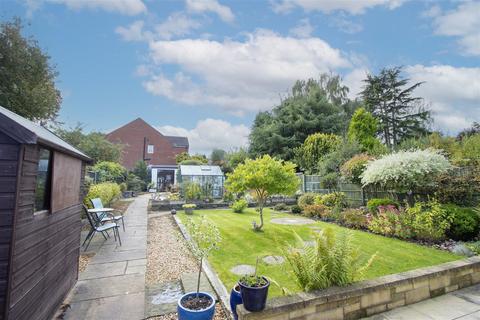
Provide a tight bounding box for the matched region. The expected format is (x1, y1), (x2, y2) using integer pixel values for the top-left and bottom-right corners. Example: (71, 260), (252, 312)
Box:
(90, 198), (125, 231)
(82, 205), (121, 251)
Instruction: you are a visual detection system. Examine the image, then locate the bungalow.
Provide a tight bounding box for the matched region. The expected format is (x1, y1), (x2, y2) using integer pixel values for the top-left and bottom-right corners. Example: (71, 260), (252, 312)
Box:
(105, 118), (189, 191)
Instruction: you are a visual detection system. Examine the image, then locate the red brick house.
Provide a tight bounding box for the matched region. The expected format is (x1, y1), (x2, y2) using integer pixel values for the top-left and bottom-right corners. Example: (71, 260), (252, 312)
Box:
(106, 118), (188, 190)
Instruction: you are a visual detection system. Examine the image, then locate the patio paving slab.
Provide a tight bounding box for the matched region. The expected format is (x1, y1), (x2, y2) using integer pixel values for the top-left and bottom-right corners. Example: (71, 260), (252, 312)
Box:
(62, 195), (149, 320)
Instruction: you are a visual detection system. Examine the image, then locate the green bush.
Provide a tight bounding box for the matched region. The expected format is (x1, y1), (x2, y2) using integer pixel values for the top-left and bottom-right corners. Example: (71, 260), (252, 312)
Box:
(126, 173), (146, 192)
(282, 228), (376, 291)
(340, 154), (374, 184)
(367, 205), (411, 238)
(315, 192), (347, 208)
(340, 208), (368, 229)
(84, 182), (121, 207)
(119, 182), (127, 192)
(291, 204), (302, 214)
(433, 168), (480, 206)
(367, 198), (399, 214)
(230, 199), (248, 213)
(466, 241), (480, 255)
(444, 205), (480, 241)
(298, 193), (316, 209)
(92, 161), (127, 183)
(274, 203), (288, 211)
(407, 199), (454, 242)
(303, 204), (330, 219)
(183, 181), (202, 201)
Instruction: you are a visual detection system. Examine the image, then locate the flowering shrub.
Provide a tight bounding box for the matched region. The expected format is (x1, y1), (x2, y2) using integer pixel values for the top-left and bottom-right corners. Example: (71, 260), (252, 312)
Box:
(366, 198), (399, 214)
(303, 204), (330, 219)
(340, 154), (374, 184)
(367, 205), (414, 239)
(361, 149), (452, 191)
(340, 208), (368, 229)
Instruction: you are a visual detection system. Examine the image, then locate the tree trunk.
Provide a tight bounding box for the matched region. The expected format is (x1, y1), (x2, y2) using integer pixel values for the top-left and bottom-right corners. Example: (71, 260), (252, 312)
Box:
(196, 258), (203, 298)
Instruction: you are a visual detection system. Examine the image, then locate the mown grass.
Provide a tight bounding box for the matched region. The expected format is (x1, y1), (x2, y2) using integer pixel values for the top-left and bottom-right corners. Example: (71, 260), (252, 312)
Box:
(178, 208), (461, 297)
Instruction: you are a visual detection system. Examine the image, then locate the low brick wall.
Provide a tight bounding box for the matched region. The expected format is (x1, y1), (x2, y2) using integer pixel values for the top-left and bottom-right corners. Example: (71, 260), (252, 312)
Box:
(238, 256), (480, 320)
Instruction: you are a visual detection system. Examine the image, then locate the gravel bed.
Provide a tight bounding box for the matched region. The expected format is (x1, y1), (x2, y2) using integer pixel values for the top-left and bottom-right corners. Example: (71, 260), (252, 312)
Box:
(146, 215), (229, 319)
(78, 253), (95, 272)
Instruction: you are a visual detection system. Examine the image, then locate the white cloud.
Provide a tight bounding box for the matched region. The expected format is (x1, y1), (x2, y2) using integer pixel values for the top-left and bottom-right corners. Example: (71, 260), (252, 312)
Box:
(405, 65), (480, 133)
(26, 0), (146, 16)
(329, 14), (363, 34)
(427, 1), (480, 56)
(142, 30), (351, 115)
(289, 18), (314, 38)
(343, 68), (369, 99)
(158, 119), (250, 154)
(116, 13), (201, 42)
(271, 0), (405, 15)
(186, 0), (235, 22)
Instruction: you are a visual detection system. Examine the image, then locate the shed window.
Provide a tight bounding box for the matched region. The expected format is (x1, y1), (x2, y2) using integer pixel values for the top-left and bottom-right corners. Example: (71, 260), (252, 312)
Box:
(34, 148), (52, 212)
(147, 144), (154, 154)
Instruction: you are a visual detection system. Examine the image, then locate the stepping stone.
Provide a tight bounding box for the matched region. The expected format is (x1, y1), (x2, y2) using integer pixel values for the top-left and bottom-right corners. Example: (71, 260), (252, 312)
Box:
(230, 264), (255, 276)
(145, 281), (183, 317)
(271, 217), (315, 225)
(262, 255), (285, 265)
(181, 272), (217, 298)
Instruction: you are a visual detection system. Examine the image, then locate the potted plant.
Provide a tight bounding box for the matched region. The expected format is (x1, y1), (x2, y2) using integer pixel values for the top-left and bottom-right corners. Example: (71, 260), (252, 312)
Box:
(238, 259), (270, 312)
(178, 217), (221, 320)
(183, 203), (197, 215)
(229, 284), (242, 320)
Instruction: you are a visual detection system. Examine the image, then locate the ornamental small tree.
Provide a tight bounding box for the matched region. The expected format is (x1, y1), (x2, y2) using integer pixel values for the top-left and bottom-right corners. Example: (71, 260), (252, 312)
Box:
(226, 155), (299, 231)
(184, 217), (221, 299)
(294, 133), (341, 174)
(347, 108), (386, 155)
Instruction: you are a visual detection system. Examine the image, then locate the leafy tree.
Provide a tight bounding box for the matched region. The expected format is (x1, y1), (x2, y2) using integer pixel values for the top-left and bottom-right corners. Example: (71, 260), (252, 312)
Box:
(176, 152), (208, 164)
(92, 161), (126, 183)
(294, 133), (341, 174)
(361, 67), (431, 149)
(0, 18), (61, 121)
(55, 124), (123, 163)
(224, 148), (248, 173)
(132, 160), (150, 186)
(210, 148), (226, 166)
(226, 155), (299, 231)
(249, 74), (354, 160)
(347, 108), (385, 154)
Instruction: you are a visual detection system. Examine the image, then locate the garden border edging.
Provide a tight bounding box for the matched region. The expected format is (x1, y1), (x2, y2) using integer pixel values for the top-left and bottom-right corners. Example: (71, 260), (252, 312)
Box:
(173, 214), (234, 319)
(237, 256), (480, 320)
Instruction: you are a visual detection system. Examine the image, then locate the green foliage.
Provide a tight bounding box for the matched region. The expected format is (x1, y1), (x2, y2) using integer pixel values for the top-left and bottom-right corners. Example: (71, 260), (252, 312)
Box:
(183, 204), (197, 209)
(361, 149), (453, 191)
(226, 155), (299, 230)
(132, 161), (149, 185)
(466, 242), (480, 255)
(361, 66), (431, 149)
(126, 173), (146, 192)
(303, 204), (330, 219)
(239, 275), (268, 287)
(249, 74), (352, 161)
(294, 133), (341, 173)
(368, 205), (413, 239)
(367, 198), (399, 214)
(433, 167), (480, 206)
(290, 205), (302, 214)
(84, 182), (121, 207)
(315, 192), (347, 209)
(340, 209), (368, 229)
(176, 152), (208, 164)
(183, 181), (202, 201)
(210, 148), (227, 165)
(230, 199), (248, 213)
(444, 205), (480, 241)
(224, 148), (249, 173)
(457, 122), (480, 141)
(0, 18), (61, 121)
(282, 228), (376, 291)
(407, 199), (454, 242)
(457, 134), (480, 166)
(273, 203), (289, 211)
(297, 193), (316, 209)
(340, 154), (374, 184)
(399, 132), (458, 160)
(317, 140), (362, 188)
(56, 124), (123, 163)
(92, 161), (126, 183)
(347, 108), (385, 154)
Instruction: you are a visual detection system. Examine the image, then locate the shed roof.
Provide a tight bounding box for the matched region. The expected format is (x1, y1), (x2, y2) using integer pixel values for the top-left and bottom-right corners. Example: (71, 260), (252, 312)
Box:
(179, 165), (224, 176)
(0, 106), (91, 162)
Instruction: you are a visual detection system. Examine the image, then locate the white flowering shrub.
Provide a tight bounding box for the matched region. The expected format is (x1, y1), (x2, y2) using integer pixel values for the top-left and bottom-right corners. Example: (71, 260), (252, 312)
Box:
(361, 149), (452, 191)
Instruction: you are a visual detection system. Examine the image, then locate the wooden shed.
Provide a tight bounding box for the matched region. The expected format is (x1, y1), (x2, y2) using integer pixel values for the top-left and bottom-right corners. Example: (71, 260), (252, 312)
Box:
(0, 106), (91, 320)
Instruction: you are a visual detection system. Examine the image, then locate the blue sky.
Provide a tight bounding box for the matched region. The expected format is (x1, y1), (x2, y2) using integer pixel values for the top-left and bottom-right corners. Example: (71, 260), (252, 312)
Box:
(1, 0), (479, 154)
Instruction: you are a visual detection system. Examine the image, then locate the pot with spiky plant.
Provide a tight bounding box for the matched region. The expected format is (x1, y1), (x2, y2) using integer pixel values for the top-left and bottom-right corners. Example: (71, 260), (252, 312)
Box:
(238, 258), (270, 312)
(178, 217), (221, 320)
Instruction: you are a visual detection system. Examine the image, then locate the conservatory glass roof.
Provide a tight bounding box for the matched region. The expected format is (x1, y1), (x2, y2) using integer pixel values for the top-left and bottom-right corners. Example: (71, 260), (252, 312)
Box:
(179, 165), (224, 176)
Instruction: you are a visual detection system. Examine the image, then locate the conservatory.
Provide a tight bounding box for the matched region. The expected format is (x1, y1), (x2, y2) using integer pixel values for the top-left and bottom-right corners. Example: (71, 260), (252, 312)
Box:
(178, 165), (225, 198)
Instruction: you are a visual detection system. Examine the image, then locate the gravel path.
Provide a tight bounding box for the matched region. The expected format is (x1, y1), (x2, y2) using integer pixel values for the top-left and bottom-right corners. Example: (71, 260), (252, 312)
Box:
(146, 215), (228, 320)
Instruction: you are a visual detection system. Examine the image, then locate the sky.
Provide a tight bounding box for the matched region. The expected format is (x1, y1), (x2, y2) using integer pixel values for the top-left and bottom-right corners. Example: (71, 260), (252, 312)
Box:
(1, 0), (479, 154)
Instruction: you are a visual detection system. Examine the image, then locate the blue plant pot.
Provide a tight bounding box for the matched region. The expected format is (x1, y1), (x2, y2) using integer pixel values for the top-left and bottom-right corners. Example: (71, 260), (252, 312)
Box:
(239, 277), (270, 312)
(177, 292), (215, 320)
(230, 285), (242, 320)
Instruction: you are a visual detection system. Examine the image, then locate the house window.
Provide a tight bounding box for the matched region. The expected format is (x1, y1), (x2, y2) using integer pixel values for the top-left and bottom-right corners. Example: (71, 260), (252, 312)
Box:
(147, 144), (154, 154)
(34, 147), (52, 212)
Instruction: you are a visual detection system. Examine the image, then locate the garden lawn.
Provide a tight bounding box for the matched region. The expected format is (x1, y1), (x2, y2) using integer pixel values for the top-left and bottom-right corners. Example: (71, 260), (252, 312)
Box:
(178, 208), (461, 297)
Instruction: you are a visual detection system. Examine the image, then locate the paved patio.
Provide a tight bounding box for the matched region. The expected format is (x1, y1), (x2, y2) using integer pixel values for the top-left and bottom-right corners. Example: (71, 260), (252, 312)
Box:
(365, 283), (480, 320)
(63, 195), (149, 320)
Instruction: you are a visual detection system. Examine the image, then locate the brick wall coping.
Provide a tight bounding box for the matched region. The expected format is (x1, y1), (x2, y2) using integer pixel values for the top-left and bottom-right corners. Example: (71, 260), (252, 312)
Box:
(237, 256), (480, 320)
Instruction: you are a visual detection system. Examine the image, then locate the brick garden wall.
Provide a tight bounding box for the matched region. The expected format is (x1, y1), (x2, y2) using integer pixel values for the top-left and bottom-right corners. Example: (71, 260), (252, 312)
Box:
(237, 256), (480, 320)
